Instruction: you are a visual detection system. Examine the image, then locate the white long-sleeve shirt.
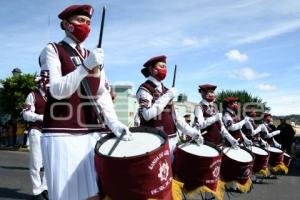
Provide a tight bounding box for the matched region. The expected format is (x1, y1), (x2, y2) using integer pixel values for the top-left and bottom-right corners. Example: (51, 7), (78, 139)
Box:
(136, 77), (197, 136)
(22, 90), (45, 122)
(39, 36), (121, 133)
(194, 100), (236, 142)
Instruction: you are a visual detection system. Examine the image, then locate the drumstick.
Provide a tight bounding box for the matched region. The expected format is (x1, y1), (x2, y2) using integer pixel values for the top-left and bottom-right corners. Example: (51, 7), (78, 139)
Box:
(107, 129), (126, 156)
(201, 131), (207, 135)
(224, 138), (240, 154)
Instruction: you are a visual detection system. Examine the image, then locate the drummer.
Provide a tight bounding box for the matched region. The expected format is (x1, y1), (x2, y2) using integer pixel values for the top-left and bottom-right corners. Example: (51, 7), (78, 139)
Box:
(222, 97), (253, 146)
(193, 84), (239, 148)
(242, 105), (268, 147)
(262, 113), (281, 148)
(136, 55), (203, 156)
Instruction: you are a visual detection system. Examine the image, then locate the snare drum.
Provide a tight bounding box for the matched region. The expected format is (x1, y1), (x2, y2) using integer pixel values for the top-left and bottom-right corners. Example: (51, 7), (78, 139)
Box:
(173, 142), (222, 192)
(283, 152), (292, 168)
(267, 146), (284, 167)
(220, 147), (254, 185)
(94, 127), (173, 200)
(249, 145), (269, 174)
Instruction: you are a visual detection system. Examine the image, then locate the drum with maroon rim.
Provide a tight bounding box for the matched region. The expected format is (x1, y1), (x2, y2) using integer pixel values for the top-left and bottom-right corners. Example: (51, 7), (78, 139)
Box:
(283, 152), (292, 167)
(267, 146), (284, 167)
(94, 127), (173, 200)
(173, 141), (222, 191)
(220, 147), (254, 184)
(249, 145), (269, 174)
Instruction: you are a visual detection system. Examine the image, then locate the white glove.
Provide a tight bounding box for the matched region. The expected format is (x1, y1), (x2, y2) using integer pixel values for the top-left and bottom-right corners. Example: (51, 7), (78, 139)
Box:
(227, 136), (239, 149)
(188, 129), (203, 145)
(244, 137), (253, 146)
(83, 48), (104, 70)
(166, 87), (177, 99)
(112, 123), (133, 141)
(36, 114), (43, 122)
(273, 138), (281, 148)
(260, 138), (268, 148)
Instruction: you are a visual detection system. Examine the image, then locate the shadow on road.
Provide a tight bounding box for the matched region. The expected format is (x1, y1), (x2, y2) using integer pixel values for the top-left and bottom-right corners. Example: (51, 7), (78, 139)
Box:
(0, 188), (31, 200)
(0, 166), (29, 171)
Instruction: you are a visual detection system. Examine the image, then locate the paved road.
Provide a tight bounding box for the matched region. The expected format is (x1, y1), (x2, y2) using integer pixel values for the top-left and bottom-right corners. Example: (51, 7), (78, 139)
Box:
(0, 150), (299, 200)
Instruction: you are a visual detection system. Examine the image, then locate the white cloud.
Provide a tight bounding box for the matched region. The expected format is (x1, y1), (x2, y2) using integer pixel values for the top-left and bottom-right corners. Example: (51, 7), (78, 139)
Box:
(258, 84), (277, 91)
(229, 67), (270, 80)
(225, 49), (248, 62)
(236, 19), (300, 44)
(182, 37), (199, 46)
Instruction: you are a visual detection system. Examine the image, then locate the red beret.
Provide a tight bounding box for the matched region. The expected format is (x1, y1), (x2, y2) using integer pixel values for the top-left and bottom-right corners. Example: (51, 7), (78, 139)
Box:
(263, 113), (272, 119)
(198, 84), (217, 92)
(223, 97), (239, 103)
(141, 55), (167, 77)
(58, 5), (94, 20)
(143, 55), (167, 68)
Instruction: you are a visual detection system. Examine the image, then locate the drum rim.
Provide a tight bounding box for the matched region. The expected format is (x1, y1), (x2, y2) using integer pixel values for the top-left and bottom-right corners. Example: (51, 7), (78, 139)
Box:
(249, 145), (268, 155)
(177, 140), (222, 155)
(267, 146), (283, 153)
(222, 146), (254, 163)
(94, 126), (168, 159)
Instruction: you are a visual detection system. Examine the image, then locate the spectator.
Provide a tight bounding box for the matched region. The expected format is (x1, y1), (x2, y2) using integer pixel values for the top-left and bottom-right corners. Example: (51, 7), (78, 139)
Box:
(277, 118), (295, 154)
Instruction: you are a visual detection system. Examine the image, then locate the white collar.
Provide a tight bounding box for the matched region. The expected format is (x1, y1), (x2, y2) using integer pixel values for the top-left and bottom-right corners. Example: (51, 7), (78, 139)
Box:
(148, 76), (162, 87)
(226, 108), (235, 115)
(200, 99), (214, 106)
(147, 76), (162, 92)
(63, 36), (83, 49)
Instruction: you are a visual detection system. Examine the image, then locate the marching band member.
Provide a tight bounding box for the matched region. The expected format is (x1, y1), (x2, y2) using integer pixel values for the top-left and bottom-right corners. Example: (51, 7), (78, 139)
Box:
(194, 84), (239, 148)
(23, 71), (49, 200)
(136, 55), (203, 156)
(39, 4), (131, 200)
(262, 113), (281, 148)
(222, 97), (252, 146)
(222, 97), (253, 193)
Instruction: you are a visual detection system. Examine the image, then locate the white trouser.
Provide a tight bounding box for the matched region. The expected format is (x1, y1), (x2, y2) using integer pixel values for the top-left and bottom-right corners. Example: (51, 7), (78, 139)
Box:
(29, 129), (47, 195)
(41, 132), (102, 200)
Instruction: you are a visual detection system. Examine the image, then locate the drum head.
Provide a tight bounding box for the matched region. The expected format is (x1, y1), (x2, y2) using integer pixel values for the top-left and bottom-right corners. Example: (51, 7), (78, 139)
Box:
(268, 146), (283, 153)
(251, 146), (268, 156)
(95, 127), (166, 158)
(178, 143), (219, 157)
(223, 147), (253, 163)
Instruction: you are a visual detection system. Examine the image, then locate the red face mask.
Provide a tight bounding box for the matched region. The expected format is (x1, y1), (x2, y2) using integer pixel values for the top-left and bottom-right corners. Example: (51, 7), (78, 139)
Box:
(230, 103), (240, 111)
(204, 92), (215, 102)
(250, 112), (256, 118)
(154, 67), (167, 81)
(67, 22), (90, 43)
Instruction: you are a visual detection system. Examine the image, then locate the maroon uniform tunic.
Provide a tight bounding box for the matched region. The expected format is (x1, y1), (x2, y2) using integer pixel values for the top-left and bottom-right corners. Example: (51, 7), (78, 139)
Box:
(195, 103), (222, 145)
(28, 90), (47, 131)
(138, 80), (177, 137)
(42, 41), (102, 134)
(224, 111), (244, 144)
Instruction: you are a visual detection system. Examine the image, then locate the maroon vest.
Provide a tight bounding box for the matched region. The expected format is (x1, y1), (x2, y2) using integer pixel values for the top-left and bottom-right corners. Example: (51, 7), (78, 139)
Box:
(43, 42), (102, 134)
(226, 111), (244, 144)
(198, 103), (222, 145)
(138, 80), (177, 137)
(29, 90), (46, 130)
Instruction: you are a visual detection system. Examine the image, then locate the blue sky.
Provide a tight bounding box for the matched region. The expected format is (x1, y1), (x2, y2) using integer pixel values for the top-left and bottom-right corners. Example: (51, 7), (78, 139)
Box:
(1, 0), (300, 115)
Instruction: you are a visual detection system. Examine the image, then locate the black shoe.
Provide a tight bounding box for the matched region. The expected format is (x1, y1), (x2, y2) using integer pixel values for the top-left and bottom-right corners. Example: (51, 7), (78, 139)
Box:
(32, 194), (45, 200)
(42, 190), (48, 200)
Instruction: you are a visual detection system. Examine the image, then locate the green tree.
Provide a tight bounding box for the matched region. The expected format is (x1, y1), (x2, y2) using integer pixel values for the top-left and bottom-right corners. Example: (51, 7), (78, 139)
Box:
(215, 90), (270, 120)
(0, 73), (37, 118)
